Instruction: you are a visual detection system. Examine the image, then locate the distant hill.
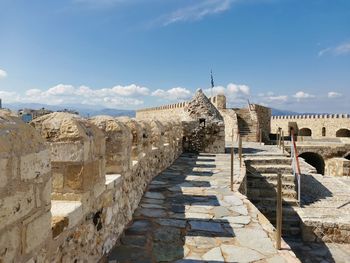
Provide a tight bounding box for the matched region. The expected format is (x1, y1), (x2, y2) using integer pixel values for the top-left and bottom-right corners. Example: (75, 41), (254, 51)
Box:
(3, 103), (136, 118)
(271, 108), (299, 116)
(271, 108), (338, 117)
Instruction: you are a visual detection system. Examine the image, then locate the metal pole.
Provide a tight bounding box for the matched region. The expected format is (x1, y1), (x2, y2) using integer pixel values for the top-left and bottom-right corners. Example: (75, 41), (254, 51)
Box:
(259, 129), (262, 145)
(282, 131), (285, 154)
(231, 129), (234, 191)
(231, 144), (234, 191)
(276, 173), (282, 250)
(239, 136), (242, 168)
(277, 130), (280, 147)
(278, 130), (282, 149)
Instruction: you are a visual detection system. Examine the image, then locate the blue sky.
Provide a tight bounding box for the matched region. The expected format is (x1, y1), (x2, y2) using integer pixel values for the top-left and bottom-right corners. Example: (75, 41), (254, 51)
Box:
(0, 0), (349, 112)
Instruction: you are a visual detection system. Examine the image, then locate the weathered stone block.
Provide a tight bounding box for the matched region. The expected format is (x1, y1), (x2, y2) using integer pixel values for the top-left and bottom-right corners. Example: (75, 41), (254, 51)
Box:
(24, 212), (51, 253)
(50, 142), (85, 162)
(52, 171), (64, 190)
(65, 163), (84, 190)
(20, 150), (50, 181)
(0, 187), (35, 231)
(0, 227), (20, 262)
(0, 159), (8, 188)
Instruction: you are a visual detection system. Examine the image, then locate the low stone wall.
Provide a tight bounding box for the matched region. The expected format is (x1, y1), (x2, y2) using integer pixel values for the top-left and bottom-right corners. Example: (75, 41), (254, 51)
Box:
(325, 157), (350, 177)
(219, 109), (239, 142)
(0, 112), (183, 263)
(252, 104), (271, 142)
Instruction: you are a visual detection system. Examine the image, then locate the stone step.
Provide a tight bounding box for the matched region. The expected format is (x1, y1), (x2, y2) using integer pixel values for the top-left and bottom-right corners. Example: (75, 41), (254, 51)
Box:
(255, 205), (298, 216)
(249, 197), (298, 207)
(269, 215), (300, 226)
(282, 226), (301, 237)
(246, 173), (295, 182)
(247, 188), (297, 199)
(248, 164), (293, 174)
(247, 182), (296, 193)
(245, 157), (291, 165)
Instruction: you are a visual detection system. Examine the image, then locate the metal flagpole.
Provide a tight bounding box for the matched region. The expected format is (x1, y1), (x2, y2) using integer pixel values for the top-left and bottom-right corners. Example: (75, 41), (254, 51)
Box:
(210, 70), (214, 98)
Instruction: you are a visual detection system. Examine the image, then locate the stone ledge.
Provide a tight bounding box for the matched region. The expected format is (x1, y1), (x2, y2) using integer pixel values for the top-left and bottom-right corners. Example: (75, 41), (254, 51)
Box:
(105, 174), (122, 190)
(51, 200), (83, 237)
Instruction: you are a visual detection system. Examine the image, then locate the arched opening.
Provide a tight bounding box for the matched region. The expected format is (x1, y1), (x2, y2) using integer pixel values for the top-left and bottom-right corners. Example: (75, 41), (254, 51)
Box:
(299, 128), (312, 136)
(322, 127), (326, 137)
(299, 152), (325, 175)
(336, 129), (350, 137)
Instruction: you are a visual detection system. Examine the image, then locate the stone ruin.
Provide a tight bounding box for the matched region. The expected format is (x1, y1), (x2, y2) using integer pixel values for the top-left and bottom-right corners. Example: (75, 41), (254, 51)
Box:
(182, 89), (225, 153)
(136, 92), (271, 144)
(0, 90), (226, 262)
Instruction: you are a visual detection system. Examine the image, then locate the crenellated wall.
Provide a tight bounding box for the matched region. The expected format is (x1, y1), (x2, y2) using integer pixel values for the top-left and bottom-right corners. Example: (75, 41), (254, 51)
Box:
(0, 110), (52, 263)
(271, 114), (350, 138)
(136, 94), (271, 143)
(0, 111), (183, 263)
(136, 91), (226, 153)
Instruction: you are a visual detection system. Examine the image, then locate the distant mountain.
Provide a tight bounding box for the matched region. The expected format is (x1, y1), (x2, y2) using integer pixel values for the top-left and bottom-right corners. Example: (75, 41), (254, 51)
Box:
(271, 108), (299, 116)
(271, 108), (333, 116)
(3, 103), (136, 118)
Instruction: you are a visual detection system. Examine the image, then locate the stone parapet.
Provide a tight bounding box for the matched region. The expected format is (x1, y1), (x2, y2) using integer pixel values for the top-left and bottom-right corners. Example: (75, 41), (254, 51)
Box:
(0, 111), (183, 263)
(0, 110), (51, 263)
(30, 113), (106, 202)
(271, 113), (350, 138)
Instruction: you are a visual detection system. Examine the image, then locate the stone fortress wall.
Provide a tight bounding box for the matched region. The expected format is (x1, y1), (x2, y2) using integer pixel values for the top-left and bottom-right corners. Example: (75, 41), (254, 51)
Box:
(0, 110), (183, 263)
(271, 114), (350, 138)
(0, 90), (227, 262)
(137, 90), (226, 153)
(137, 94), (271, 143)
(272, 114), (350, 178)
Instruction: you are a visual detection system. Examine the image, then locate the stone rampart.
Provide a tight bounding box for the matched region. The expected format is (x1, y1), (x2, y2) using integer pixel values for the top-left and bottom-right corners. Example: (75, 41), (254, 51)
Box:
(136, 101), (189, 120)
(136, 94), (226, 120)
(271, 114), (350, 138)
(0, 111), (183, 263)
(0, 110), (51, 263)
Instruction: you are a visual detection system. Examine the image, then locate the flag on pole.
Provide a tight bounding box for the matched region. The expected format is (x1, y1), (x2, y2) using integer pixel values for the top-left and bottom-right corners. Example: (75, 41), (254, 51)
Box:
(210, 70), (215, 88)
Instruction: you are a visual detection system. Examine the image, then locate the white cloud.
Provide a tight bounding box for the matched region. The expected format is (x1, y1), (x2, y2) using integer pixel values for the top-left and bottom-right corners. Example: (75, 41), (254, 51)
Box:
(204, 83), (250, 98)
(227, 83), (250, 95)
(318, 41), (350, 57)
(328, 91), (342, 98)
(266, 95), (288, 103)
(159, 0), (234, 26)
(111, 84), (149, 96)
(152, 87), (192, 100)
(203, 82), (251, 107)
(255, 92), (288, 105)
(1, 83), (148, 108)
(0, 69), (7, 79)
(293, 91), (315, 101)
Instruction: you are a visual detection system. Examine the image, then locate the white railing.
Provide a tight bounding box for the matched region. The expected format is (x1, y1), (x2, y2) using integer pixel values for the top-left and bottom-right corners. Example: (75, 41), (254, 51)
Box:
(290, 130), (301, 205)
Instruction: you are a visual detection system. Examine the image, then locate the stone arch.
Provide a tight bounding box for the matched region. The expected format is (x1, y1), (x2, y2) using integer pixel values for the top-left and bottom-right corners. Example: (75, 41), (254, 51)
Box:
(299, 128), (312, 136)
(322, 127), (326, 137)
(336, 128), (350, 137)
(299, 152), (325, 175)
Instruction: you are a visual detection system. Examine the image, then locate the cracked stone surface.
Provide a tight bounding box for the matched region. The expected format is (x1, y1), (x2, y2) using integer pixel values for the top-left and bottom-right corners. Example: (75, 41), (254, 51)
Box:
(107, 152), (298, 262)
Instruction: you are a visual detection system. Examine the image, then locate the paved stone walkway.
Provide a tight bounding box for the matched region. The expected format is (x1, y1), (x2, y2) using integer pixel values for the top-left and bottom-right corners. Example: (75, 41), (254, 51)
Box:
(287, 240), (350, 263)
(107, 152), (298, 262)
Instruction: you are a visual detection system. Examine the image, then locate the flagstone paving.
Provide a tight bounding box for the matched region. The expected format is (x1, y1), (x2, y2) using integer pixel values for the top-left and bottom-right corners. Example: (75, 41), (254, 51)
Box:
(107, 152), (299, 262)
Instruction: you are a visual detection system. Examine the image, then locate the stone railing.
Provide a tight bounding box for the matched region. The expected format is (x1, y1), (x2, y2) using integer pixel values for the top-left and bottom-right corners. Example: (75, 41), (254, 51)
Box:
(272, 114), (350, 120)
(0, 111), (183, 263)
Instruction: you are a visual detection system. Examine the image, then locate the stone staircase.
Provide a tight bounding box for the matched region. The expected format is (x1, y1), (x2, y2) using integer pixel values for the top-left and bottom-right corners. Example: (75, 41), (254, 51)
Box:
(245, 155), (301, 238)
(236, 109), (257, 142)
